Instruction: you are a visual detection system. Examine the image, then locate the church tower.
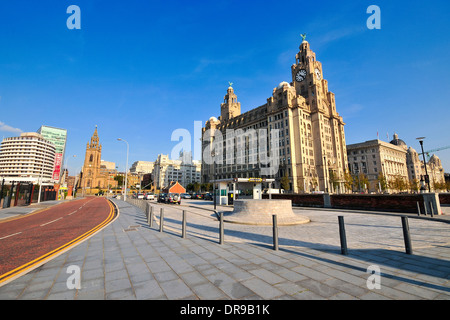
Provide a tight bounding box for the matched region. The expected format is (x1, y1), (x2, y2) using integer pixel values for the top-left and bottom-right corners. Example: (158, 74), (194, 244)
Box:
(81, 126), (102, 190)
(220, 83), (241, 121)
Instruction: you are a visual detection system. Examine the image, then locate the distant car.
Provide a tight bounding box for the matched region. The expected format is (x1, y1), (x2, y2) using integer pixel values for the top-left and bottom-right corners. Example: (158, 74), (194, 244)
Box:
(157, 193), (167, 203)
(192, 193), (203, 199)
(144, 193), (155, 200)
(203, 192), (213, 200)
(181, 193), (191, 199)
(167, 193), (181, 205)
(137, 193), (145, 199)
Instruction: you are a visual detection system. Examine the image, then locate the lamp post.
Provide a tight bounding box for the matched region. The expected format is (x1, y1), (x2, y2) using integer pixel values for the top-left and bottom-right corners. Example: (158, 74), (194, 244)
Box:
(117, 138), (129, 201)
(416, 137), (431, 192)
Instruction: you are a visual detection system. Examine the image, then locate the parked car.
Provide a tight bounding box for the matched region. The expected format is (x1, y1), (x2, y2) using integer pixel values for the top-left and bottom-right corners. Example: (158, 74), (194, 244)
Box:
(166, 193), (181, 205)
(191, 193), (203, 199)
(157, 193), (167, 203)
(137, 193), (145, 199)
(203, 192), (213, 200)
(144, 193), (155, 200)
(181, 193), (191, 199)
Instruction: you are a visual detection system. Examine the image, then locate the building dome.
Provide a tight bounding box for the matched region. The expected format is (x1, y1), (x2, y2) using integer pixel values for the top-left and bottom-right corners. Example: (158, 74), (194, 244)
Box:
(277, 81), (290, 89)
(390, 133), (407, 149)
(209, 116), (218, 122)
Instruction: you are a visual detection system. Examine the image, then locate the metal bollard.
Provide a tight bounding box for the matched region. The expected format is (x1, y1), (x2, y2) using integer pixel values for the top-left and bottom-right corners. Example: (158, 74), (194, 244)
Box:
(416, 201), (421, 216)
(219, 212), (224, 245)
(182, 210), (187, 239)
(401, 216), (413, 254)
(272, 215), (279, 251)
(159, 208), (164, 232)
(338, 216), (348, 255)
(148, 206), (153, 228)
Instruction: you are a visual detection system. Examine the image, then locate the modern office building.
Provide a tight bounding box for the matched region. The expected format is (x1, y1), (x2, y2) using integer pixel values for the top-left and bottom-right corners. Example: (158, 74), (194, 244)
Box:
(153, 154), (201, 191)
(0, 132), (56, 184)
(202, 37), (348, 193)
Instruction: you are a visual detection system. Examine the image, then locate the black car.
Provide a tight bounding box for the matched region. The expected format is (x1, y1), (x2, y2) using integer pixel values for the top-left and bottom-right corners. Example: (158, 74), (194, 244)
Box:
(157, 193), (167, 203)
(203, 192), (213, 200)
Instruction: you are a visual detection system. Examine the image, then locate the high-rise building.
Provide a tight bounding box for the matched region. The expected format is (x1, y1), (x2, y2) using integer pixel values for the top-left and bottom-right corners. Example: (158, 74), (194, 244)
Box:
(37, 125), (67, 182)
(0, 132), (56, 184)
(201, 37), (348, 193)
(152, 154), (201, 190)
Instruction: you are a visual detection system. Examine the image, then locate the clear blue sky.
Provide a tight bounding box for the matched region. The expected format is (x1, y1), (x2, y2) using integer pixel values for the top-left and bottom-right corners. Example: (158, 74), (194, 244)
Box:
(1, 0), (449, 175)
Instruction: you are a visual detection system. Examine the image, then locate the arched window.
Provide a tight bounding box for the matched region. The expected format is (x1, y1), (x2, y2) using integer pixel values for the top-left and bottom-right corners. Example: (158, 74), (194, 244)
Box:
(89, 154), (93, 162)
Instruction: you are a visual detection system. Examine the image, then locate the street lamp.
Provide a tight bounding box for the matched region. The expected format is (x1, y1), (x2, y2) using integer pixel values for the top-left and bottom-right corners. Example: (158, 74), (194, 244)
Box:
(117, 138), (129, 201)
(416, 137), (431, 192)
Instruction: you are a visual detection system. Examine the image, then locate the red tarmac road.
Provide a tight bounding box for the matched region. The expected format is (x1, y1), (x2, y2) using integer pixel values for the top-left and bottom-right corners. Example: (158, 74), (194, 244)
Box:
(0, 197), (116, 285)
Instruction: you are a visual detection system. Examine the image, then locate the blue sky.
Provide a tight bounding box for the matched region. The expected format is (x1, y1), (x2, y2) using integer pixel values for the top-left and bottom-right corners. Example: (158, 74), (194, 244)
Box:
(1, 0), (449, 175)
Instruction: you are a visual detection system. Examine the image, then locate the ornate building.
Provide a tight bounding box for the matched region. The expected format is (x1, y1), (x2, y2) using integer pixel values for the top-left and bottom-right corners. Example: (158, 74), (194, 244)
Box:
(202, 36), (348, 193)
(79, 126), (117, 194)
(347, 133), (446, 192)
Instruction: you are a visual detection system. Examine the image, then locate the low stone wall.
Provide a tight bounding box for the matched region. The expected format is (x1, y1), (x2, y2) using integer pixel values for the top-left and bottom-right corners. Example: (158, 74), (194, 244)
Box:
(263, 193), (443, 214)
(331, 194), (422, 213)
(439, 193), (450, 205)
(262, 193), (324, 207)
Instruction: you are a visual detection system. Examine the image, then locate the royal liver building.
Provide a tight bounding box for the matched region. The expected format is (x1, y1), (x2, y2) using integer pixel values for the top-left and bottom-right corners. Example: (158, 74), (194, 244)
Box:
(202, 36), (348, 193)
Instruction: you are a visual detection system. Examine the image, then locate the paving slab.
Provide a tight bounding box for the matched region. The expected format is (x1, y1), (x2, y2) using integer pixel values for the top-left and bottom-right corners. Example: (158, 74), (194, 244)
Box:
(0, 198), (449, 303)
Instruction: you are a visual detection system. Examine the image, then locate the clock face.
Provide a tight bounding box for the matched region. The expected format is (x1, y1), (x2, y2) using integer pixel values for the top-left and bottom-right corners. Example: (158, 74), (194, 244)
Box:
(315, 68), (321, 80)
(295, 69), (307, 82)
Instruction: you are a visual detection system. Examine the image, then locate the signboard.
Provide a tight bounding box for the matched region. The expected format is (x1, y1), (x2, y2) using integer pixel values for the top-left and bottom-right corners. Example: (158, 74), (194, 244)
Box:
(37, 126), (67, 182)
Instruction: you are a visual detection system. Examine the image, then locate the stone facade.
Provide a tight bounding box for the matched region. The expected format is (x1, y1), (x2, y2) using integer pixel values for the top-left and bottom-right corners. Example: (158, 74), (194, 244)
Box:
(347, 133), (446, 192)
(202, 38), (348, 194)
(79, 127), (117, 193)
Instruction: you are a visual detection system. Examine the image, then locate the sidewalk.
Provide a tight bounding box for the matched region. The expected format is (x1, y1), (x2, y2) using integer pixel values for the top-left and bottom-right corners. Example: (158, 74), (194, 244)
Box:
(0, 198), (448, 301)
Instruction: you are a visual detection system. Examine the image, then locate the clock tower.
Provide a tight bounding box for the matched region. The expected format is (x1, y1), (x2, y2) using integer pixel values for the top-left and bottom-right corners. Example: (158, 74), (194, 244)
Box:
(290, 35), (347, 192)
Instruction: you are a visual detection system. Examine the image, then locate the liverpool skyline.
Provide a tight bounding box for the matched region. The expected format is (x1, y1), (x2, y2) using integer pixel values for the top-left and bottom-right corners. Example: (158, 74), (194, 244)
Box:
(1, 0), (449, 175)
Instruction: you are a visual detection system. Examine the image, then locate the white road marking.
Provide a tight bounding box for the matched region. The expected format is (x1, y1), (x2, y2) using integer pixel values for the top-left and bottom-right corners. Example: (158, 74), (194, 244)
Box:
(40, 217), (63, 227)
(0, 232), (22, 240)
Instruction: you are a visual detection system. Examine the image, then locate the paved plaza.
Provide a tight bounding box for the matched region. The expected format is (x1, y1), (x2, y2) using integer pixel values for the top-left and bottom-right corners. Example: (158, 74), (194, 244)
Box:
(0, 198), (449, 301)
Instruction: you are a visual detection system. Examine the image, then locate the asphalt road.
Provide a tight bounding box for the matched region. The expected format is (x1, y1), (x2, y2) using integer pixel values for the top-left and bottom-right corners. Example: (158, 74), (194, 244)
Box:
(0, 197), (116, 286)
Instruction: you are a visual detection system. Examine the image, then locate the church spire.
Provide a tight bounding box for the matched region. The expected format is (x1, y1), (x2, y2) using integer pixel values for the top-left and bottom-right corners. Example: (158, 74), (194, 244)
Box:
(89, 125), (101, 149)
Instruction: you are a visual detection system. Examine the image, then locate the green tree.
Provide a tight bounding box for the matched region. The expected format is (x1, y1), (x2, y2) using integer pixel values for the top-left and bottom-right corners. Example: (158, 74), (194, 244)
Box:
(377, 173), (388, 192)
(280, 173), (290, 191)
(343, 171), (353, 193)
(114, 175), (124, 187)
(409, 179), (419, 193)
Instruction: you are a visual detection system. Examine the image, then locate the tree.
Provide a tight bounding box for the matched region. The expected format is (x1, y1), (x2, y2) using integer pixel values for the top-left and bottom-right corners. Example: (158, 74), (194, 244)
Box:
(377, 173), (388, 193)
(409, 179), (419, 193)
(343, 171), (353, 193)
(280, 173), (290, 191)
(114, 175), (124, 187)
(193, 181), (201, 193)
(328, 170), (340, 193)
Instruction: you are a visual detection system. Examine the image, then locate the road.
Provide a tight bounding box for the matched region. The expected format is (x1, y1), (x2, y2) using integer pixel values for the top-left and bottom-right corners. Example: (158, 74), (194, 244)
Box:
(0, 197), (116, 286)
